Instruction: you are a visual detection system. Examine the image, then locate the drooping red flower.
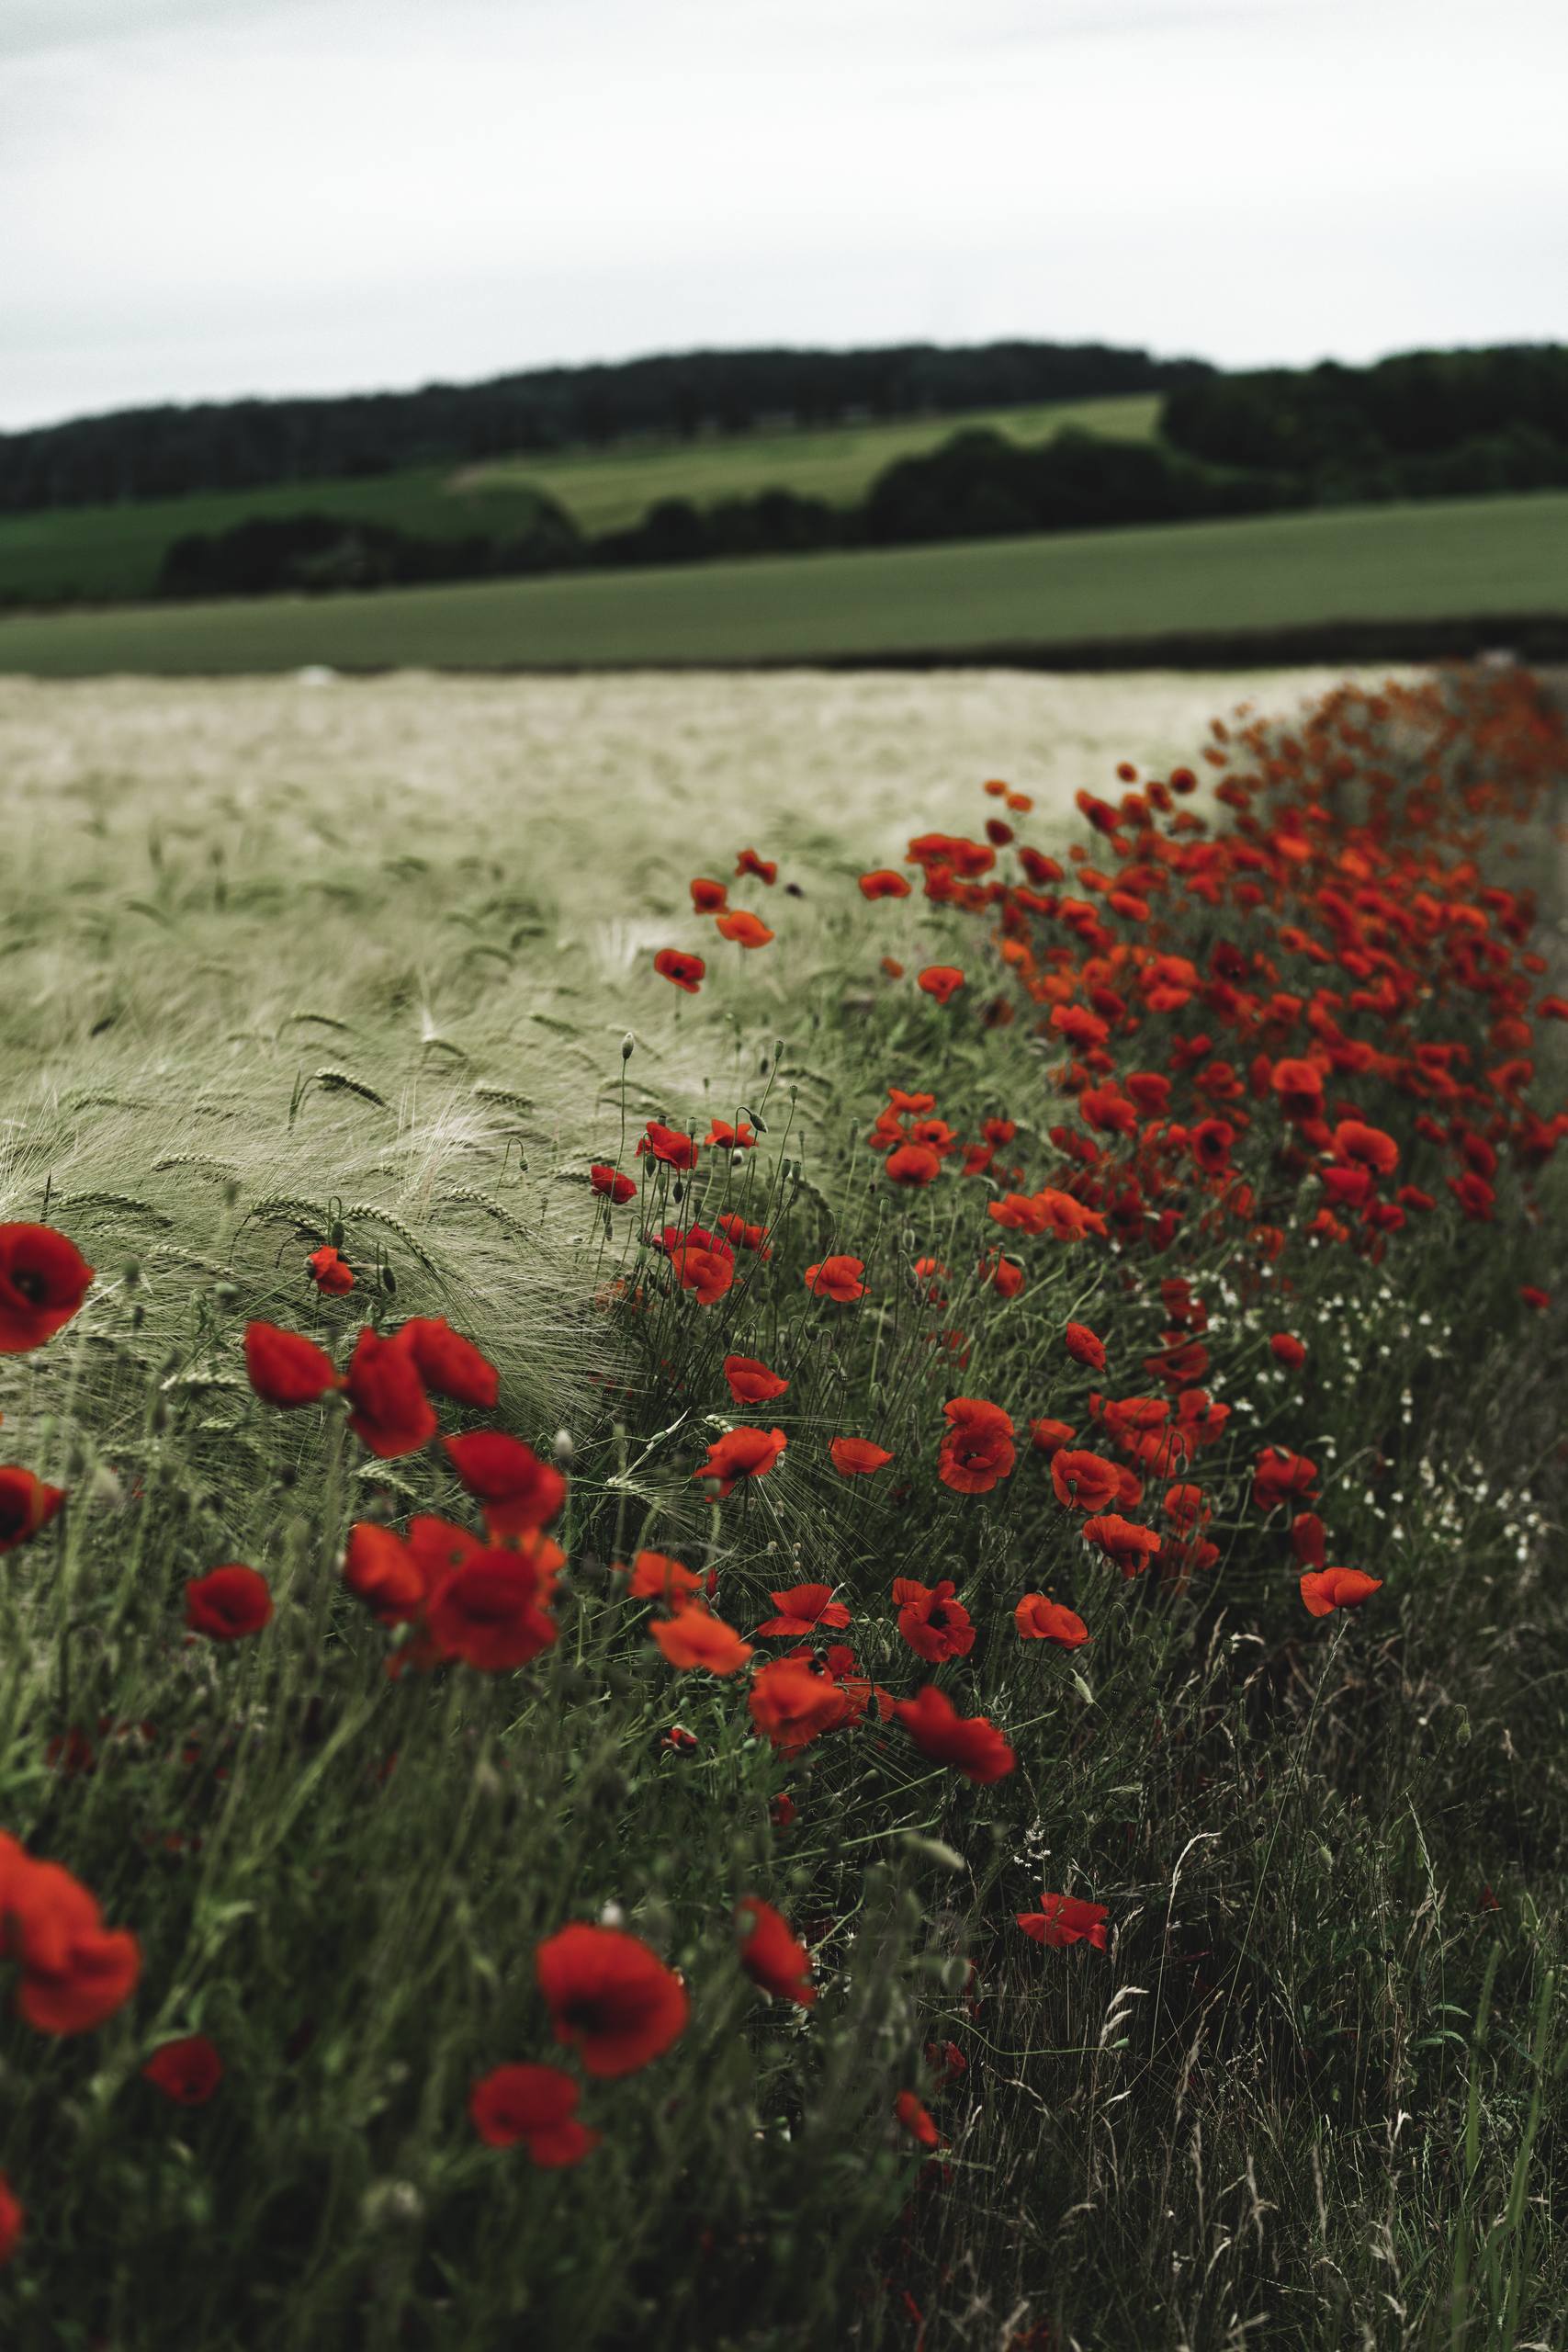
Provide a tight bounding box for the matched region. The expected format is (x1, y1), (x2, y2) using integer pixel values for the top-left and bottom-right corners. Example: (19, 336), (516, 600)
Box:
(1014, 1592), (1089, 1647)
(0, 1225), (94, 1353)
(756, 1582), (852, 1638)
(886, 1143), (942, 1187)
(896, 2089), (942, 2148)
(1291, 1510), (1328, 1568)
(306, 1245), (355, 1295)
(893, 1577), (976, 1663)
(737, 1897), (817, 2007)
(1065, 1321), (1107, 1371)
(893, 1685), (1015, 1783)
(690, 876), (728, 914)
(749, 1657), (855, 1753)
(735, 848), (778, 886)
(637, 1121), (700, 1170)
(1252, 1446), (1319, 1514)
(343, 1522), (431, 1624)
(1050, 1446), (1120, 1512)
(716, 1212), (772, 1257)
(1016, 1894), (1109, 1951)
(653, 948), (705, 993)
(705, 1119), (756, 1150)
(1333, 1119), (1400, 1178)
(396, 1317), (499, 1411)
(650, 1605), (753, 1674)
(918, 966), (965, 1005)
(667, 1236), (735, 1305)
(0, 1838), (141, 2034)
(1081, 1513), (1162, 1578)
(589, 1163), (637, 1204)
(693, 1424), (787, 1496)
(829, 1436), (893, 1477)
(1300, 1566), (1382, 1617)
(1029, 1417), (1077, 1459)
(469, 2064), (599, 2165)
(804, 1256), (865, 1302)
(0, 2174), (20, 2267)
(716, 910), (774, 949)
(243, 1320), (342, 1408)
(443, 1431), (566, 1535)
(142, 2034), (222, 2105)
(937, 1396), (1016, 1495)
(0, 1467), (65, 1555)
(1269, 1332), (1307, 1370)
(859, 869), (912, 899)
(423, 1537), (561, 1670)
(622, 1550), (704, 1607)
(724, 1354), (788, 1406)
(344, 1328), (437, 1460)
(185, 1565), (274, 1641)
(536, 1923), (690, 2078)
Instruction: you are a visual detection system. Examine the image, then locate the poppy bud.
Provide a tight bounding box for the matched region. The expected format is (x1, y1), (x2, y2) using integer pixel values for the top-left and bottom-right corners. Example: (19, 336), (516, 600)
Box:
(213, 1282), (238, 1311)
(621, 1035), (635, 1060)
(553, 1429), (574, 1465)
(329, 1221), (345, 1250)
(121, 1259), (141, 1289)
(380, 1263), (396, 1295)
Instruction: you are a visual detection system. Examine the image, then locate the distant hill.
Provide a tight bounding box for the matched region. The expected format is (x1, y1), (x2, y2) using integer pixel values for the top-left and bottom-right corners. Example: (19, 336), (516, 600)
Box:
(0, 341), (1213, 513)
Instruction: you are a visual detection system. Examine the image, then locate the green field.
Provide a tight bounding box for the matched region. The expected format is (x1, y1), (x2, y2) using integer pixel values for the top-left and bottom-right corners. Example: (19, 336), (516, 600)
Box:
(0, 488), (1562, 674)
(0, 392), (1159, 609)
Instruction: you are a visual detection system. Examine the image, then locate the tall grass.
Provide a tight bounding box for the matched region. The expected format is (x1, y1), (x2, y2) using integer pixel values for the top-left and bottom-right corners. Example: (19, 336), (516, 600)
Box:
(0, 666), (1563, 2352)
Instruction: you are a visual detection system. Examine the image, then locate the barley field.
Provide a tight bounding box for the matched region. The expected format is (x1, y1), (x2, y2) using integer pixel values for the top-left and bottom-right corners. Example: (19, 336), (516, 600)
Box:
(2, 661), (1565, 2352)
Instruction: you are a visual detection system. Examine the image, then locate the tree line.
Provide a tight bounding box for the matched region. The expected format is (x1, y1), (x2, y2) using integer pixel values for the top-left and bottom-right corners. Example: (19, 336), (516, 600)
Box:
(0, 340), (1212, 513)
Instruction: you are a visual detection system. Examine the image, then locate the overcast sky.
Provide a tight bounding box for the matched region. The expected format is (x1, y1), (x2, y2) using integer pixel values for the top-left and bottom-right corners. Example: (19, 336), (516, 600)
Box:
(3, 0), (1565, 431)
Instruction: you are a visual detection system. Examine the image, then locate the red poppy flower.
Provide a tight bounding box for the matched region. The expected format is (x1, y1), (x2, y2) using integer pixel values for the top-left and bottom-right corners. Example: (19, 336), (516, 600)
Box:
(1082, 1513), (1162, 1577)
(755, 1582), (852, 1638)
(716, 910), (774, 949)
(653, 947), (705, 993)
(1029, 1417), (1077, 1459)
(690, 876), (728, 913)
(1015, 1589), (1091, 1647)
(980, 1250), (1024, 1298)
(723, 1355), (788, 1407)
(1269, 1332), (1306, 1370)
(748, 1657), (855, 1753)
(142, 2033), (222, 2105)
(938, 1397), (1016, 1495)
(243, 1321), (342, 1408)
(0, 1225), (94, 1353)
(306, 1245), (355, 1295)
(469, 2063), (599, 2165)
(0, 2174), (20, 2267)
(423, 1538), (560, 1670)
(1333, 1119), (1400, 1178)
(621, 1550), (704, 1607)
(1162, 1483), (1211, 1534)
(893, 1686), (1015, 1783)
(737, 1897), (816, 2007)
(1065, 1321), (1106, 1371)
(1051, 1442), (1123, 1514)
(536, 1923), (689, 2078)
(398, 1317), (499, 1411)
(1291, 1511), (1327, 1568)
(185, 1565), (273, 1641)
(1521, 1285), (1551, 1311)
(918, 966), (964, 1005)
(637, 1121), (700, 1170)
(443, 1431), (566, 1535)
(893, 1577), (976, 1663)
(705, 1120), (757, 1151)
(0, 1467), (65, 1555)
(859, 869), (912, 899)
(344, 1328), (437, 1460)
(886, 1143), (942, 1187)
(693, 1424), (787, 1496)
(829, 1436), (893, 1477)
(589, 1163), (637, 1204)
(716, 1212), (772, 1257)
(650, 1605), (753, 1674)
(1252, 1446), (1319, 1513)
(735, 848), (777, 885)
(0, 1838), (141, 2034)
(896, 2090), (942, 2149)
(1016, 1894), (1109, 1951)
(343, 1522), (429, 1624)
(804, 1256), (866, 1302)
(1300, 1566), (1382, 1617)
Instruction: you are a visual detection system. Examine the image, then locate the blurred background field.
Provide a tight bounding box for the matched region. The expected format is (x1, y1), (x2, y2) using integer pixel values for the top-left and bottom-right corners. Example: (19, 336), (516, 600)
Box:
(0, 492), (1559, 676)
